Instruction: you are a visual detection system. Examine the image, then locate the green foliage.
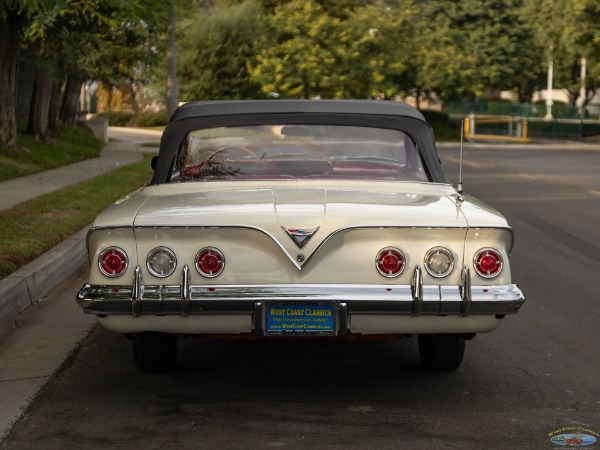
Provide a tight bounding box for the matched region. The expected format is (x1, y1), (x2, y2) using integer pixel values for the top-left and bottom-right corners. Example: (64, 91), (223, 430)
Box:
(532, 101), (580, 118)
(172, 0), (599, 104)
(8, 0), (599, 115)
(178, 0), (265, 100)
(96, 111), (136, 127)
(419, 110), (461, 141)
(419, 110), (450, 125)
(250, 1), (342, 98)
(527, 120), (600, 137)
(130, 110), (168, 127)
(0, 124), (102, 181)
(571, 0), (600, 99)
(95, 110), (167, 127)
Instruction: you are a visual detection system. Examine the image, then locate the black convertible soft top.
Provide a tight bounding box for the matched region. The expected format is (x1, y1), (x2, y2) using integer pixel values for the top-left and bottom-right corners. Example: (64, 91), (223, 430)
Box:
(151, 100), (446, 184)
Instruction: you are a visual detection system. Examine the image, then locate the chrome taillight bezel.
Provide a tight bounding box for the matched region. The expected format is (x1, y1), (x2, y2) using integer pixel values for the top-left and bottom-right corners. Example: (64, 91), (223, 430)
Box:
(98, 246), (129, 278)
(474, 248), (504, 279)
(424, 247), (455, 278)
(195, 247), (225, 278)
(375, 247), (406, 278)
(146, 246), (177, 278)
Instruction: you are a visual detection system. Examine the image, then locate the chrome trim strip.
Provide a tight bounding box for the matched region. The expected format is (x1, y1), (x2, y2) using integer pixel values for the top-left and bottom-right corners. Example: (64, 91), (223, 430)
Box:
(132, 266), (142, 317)
(411, 266), (423, 316)
(339, 302), (348, 336)
(460, 266), (472, 317)
(77, 282), (525, 317)
(254, 302), (263, 335)
(181, 265), (191, 316)
(93, 225), (515, 234)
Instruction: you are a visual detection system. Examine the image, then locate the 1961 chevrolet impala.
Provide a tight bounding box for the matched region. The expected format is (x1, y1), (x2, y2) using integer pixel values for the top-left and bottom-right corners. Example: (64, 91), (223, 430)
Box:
(77, 100), (525, 372)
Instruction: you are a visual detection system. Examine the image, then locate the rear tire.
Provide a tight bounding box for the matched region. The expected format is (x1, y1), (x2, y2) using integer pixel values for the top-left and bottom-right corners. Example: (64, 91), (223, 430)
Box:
(418, 333), (465, 371)
(132, 332), (178, 373)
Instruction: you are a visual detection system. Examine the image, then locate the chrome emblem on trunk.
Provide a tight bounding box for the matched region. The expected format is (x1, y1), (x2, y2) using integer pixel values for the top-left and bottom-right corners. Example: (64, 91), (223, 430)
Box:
(284, 227), (319, 248)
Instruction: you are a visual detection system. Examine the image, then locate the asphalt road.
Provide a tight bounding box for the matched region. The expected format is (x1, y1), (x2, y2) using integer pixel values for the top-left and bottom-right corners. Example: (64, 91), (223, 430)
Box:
(2, 143), (599, 449)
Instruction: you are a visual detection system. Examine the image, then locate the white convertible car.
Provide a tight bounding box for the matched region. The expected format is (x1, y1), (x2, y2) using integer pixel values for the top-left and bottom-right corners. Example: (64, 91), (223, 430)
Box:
(77, 100), (525, 372)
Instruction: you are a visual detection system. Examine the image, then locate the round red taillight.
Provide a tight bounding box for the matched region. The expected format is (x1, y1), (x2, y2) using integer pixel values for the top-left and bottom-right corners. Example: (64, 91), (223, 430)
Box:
(99, 247), (128, 278)
(195, 247), (225, 278)
(474, 248), (503, 278)
(376, 247), (406, 278)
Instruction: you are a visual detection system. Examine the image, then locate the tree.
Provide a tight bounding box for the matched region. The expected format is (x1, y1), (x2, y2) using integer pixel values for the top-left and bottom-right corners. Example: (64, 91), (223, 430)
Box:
(523, 0), (582, 103)
(0, 0), (56, 148)
(571, 0), (600, 106)
(178, 0), (265, 100)
(250, 1), (344, 98)
(0, 4), (23, 148)
(166, 2), (178, 118)
(428, 0), (546, 100)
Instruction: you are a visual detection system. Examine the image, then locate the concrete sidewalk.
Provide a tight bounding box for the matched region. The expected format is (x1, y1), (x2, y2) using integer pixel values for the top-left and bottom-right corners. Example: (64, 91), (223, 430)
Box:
(0, 127), (161, 212)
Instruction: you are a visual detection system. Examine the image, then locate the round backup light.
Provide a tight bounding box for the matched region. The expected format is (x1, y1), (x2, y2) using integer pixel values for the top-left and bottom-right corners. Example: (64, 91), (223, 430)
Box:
(146, 247), (177, 278)
(376, 247), (406, 278)
(195, 247), (225, 278)
(424, 247), (455, 278)
(99, 247), (128, 278)
(474, 248), (503, 278)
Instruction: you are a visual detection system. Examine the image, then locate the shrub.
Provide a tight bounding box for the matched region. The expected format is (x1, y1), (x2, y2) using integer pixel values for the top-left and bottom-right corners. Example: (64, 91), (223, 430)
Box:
(130, 110), (168, 128)
(95, 111), (135, 127)
(528, 120), (600, 137)
(419, 109), (450, 125)
(419, 110), (461, 140)
(533, 101), (579, 119)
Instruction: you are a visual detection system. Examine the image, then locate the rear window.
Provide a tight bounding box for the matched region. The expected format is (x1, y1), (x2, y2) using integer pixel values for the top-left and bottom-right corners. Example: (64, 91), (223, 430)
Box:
(170, 124), (428, 182)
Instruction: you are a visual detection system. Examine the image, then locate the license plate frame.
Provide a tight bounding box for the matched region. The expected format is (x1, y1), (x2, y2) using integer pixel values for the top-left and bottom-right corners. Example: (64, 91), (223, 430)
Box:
(263, 301), (339, 336)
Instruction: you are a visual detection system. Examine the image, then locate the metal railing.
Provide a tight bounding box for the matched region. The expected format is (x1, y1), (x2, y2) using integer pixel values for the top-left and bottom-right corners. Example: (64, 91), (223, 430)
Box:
(464, 115), (530, 142)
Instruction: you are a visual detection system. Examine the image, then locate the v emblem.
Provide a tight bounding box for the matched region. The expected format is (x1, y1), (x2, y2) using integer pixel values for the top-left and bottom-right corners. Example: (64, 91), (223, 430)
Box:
(284, 227), (319, 248)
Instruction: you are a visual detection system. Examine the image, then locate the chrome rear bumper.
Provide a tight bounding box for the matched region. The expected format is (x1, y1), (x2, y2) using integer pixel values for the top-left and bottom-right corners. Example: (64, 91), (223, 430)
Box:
(77, 265), (525, 318)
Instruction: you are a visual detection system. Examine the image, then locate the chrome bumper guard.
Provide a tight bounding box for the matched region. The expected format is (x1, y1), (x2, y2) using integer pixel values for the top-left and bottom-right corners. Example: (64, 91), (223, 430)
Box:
(77, 265), (525, 318)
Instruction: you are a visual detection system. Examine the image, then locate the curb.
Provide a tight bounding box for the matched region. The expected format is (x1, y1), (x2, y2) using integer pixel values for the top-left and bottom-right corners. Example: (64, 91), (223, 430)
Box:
(0, 226), (90, 328)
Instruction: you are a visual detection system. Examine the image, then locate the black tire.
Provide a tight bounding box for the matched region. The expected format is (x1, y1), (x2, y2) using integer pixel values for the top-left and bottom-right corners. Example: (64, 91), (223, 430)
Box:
(132, 332), (178, 373)
(418, 333), (466, 371)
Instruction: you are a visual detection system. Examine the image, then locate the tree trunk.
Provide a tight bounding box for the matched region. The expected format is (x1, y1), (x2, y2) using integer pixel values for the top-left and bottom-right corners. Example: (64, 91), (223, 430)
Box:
(60, 74), (82, 125)
(48, 74), (65, 132)
(26, 62), (54, 140)
(166, 4), (179, 119)
(127, 80), (139, 113)
(107, 84), (113, 114)
(0, 10), (20, 148)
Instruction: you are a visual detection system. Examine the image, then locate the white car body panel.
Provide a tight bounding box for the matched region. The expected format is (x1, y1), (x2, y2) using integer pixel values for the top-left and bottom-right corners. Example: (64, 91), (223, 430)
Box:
(78, 100), (524, 342)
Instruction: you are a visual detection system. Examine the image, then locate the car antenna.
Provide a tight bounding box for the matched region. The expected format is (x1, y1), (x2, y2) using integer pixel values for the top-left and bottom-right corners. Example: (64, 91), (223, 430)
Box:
(457, 120), (465, 202)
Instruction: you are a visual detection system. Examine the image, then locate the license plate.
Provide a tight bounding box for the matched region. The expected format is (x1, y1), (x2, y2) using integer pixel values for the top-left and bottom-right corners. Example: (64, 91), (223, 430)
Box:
(264, 302), (338, 336)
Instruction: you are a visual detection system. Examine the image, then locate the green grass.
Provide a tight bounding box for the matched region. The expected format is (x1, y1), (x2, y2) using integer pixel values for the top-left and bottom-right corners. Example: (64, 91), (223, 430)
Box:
(0, 154), (154, 279)
(0, 124), (103, 181)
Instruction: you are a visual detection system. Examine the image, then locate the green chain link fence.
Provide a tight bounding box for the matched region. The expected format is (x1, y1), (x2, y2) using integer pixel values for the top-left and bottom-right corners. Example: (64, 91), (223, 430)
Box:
(443, 100), (600, 138)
